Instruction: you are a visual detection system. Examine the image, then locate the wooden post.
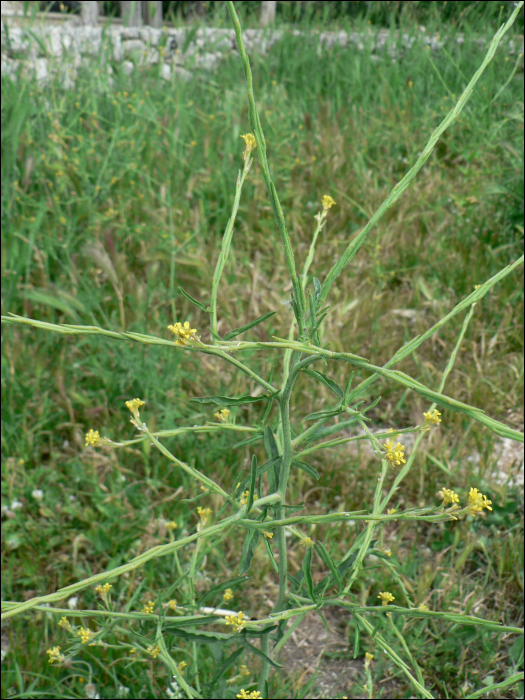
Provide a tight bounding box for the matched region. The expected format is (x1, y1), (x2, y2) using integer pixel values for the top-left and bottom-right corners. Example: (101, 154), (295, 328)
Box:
(143, 1), (162, 28)
(261, 0), (277, 26)
(80, 0), (99, 26)
(120, 1), (143, 26)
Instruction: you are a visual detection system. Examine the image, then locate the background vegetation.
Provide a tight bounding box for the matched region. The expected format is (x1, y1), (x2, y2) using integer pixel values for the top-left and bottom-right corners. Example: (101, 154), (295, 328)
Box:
(1, 2), (524, 697)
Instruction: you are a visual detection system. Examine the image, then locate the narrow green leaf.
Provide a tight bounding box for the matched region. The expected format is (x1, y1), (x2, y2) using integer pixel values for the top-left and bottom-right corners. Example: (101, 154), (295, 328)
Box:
(292, 460), (320, 481)
(353, 622), (360, 659)
(241, 635), (283, 668)
(264, 427), (280, 491)
(236, 455), (281, 494)
(246, 455), (257, 515)
(166, 628), (231, 643)
(208, 327), (222, 342)
(191, 395), (268, 407)
(210, 647), (244, 686)
(223, 311), (276, 340)
(313, 277), (322, 303)
(263, 536), (278, 572)
(239, 529), (260, 575)
(304, 408), (341, 422)
(199, 576), (250, 606)
(303, 369), (344, 398)
(233, 433), (263, 449)
(179, 286), (208, 312)
(343, 371), (355, 404)
(302, 547), (316, 602)
(315, 542), (343, 593)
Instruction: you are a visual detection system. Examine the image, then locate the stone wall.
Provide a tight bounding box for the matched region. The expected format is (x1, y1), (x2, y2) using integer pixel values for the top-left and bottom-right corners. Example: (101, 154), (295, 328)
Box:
(1, 13), (522, 90)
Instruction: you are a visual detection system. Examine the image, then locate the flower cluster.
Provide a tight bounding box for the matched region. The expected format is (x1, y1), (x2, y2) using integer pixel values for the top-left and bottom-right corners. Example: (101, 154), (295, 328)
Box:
(147, 645), (161, 659)
(166, 521), (178, 533)
(239, 490), (250, 505)
(439, 488), (459, 506)
(168, 321), (200, 346)
(383, 439), (406, 467)
(177, 660), (187, 674)
(214, 408), (231, 423)
(364, 652), (374, 669)
(315, 194), (337, 224)
(126, 398), (145, 417)
(468, 488), (493, 516)
(95, 583), (112, 600)
(223, 588), (234, 603)
(58, 616), (71, 630)
(423, 409), (442, 428)
(322, 195), (336, 211)
(142, 601), (155, 614)
(85, 429), (101, 447)
(377, 591), (395, 606)
(240, 133), (257, 160)
(197, 506), (212, 526)
(225, 611), (248, 633)
(300, 537), (314, 548)
(47, 646), (65, 664)
(237, 691), (261, 699)
(168, 599), (177, 611)
(77, 627), (94, 644)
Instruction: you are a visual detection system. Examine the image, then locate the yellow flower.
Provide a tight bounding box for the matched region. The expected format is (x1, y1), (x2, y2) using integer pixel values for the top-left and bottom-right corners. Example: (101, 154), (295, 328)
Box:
(95, 583), (112, 599)
(214, 408), (231, 423)
(300, 537), (314, 547)
(197, 506), (212, 525)
(58, 616), (71, 630)
(321, 195), (336, 211)
(439, 488), (459, 507)
(377, 591), (395, 606)
(46, 646), (65, 664)
(240, 133), (257, 159)
(467, 488), (493, 516)
(263, 530), (274, 539)
(85, 429), (101, 447)
(168, 321), (200, 346)
(418, 603), (429, 611)
(225, 611), (248, 633)
(364, 651), (374, 669)
(382, 548), (392, 557)
(223, 588), (234, 602)
(147, 645), (161, 659)
(125, 398), (145, 417)
(237, 690), (261, 699)
(142, 601), (155, 614)
(178, 660), (187, 674)
(387, 508), (397, 515)
(168, 599), (177, 611)
(166, 521), (178, 532)
(423, 409), (442, 427)
(383, 440), (406, 467)
(240, 664), (250, 677)
(239, 490), (250, 505)
(77, 627), (94, 644)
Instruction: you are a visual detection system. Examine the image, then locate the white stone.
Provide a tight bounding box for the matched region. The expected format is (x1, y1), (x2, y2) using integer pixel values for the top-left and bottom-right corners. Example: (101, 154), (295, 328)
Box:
(35, 57), (49, 84)
(160, 62), (170, 80)
(121, 60), (134, 75)
(173, 66), (191, 82)
(122, 38), (145, 57)
(194, 51), (220, 71)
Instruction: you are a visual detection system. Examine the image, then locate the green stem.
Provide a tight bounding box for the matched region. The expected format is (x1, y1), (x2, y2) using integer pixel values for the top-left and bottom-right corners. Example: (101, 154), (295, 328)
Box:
(210, 157), (253, 337)
(316, 4), (523, 309)
(226, 1), (305, 333)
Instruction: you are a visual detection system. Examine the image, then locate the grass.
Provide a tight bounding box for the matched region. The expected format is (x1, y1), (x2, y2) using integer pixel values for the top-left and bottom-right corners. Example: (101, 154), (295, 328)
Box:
(1, 4), (524, 698)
